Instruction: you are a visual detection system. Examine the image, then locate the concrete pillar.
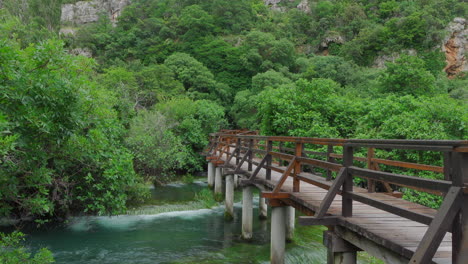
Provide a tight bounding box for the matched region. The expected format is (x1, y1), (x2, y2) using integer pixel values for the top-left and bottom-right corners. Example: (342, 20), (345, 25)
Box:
(207, 162), (214, 188)
(225, 174), (234, 220)
(242, 186), (253, 240)
(286, 206), (295, 242)
(259, 196), (267, 220)
(234, 174), (239, 189)
(332, 252), (357, 264)
(271, 206), (286, 264)
(214, 166), (222, 195)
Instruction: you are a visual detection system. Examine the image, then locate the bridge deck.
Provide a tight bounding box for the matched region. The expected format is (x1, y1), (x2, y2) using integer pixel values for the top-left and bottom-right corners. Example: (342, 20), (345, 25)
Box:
(223, 155), (452, 264)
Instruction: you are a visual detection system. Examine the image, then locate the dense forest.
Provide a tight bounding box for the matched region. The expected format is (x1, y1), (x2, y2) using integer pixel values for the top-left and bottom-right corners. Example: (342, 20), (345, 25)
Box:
(0, 0), (467, 228)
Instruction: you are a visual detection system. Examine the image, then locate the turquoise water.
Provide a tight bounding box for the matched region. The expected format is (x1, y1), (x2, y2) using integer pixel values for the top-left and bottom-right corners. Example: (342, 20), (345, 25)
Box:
(11, 181), (373, 264)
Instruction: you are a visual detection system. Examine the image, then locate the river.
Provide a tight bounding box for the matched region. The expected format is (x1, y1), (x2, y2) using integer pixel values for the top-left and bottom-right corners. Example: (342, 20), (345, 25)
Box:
(12, 180), (376, 263)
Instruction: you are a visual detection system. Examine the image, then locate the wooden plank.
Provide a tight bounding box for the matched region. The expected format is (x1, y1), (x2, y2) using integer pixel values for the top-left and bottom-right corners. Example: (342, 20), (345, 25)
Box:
(409, 187), (463, 264)
(372, 158), (443, 173)
(269, 151), (294, 161)
(348, 166), (451, 194)
(296, 156), (343, 171)
(262, 192), (291, 199)
(346, 143), (453, 152)
(299, 216), (341, 226)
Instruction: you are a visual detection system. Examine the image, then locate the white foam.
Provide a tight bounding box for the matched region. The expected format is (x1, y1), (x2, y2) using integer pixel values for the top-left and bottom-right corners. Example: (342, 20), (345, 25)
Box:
(194, 180), (208, 186)
(68, 218), (93, 232)
(68, 208), (217, 231)
(166, 183), (185, 188)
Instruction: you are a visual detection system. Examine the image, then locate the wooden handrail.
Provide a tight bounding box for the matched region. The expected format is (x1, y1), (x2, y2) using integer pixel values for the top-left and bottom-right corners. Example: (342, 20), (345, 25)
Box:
(205, 129), (468, 263)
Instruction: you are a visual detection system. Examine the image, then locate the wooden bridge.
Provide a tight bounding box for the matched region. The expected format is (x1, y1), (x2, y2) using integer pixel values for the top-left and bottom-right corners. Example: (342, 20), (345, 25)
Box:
(203, 130), (468, 264)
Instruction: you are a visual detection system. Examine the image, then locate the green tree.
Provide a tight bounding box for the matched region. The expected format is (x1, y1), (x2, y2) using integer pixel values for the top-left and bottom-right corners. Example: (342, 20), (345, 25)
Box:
(379, 55), (437, 96)
(179, 5), (215, 41)
(156, 98), (227, 171)
(258, 79), (340, 138)
(251, 70), (293, 93)
(164, 53), (230, 102)
(126, 110), (190, 180)
(0, 38), (147, 219)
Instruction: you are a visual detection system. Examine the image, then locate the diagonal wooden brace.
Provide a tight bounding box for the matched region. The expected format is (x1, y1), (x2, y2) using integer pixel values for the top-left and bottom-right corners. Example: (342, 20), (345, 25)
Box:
(409, 186), (463, 264)
(233, 150), (251, 173)
(272, 157), (296, 193)
(225, 146), (240, 166)
(248, 154), (271, 181)
(315, 167), (347, 219)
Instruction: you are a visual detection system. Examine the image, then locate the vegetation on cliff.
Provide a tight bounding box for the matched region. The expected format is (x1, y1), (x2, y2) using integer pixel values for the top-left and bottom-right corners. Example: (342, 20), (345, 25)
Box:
(0, 0), (466, 222)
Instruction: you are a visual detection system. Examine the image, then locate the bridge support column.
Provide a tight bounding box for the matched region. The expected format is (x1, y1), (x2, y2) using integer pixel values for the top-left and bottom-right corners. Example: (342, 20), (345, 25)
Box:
(225, 174), (234, 220)
(332, 252), (356, 264)
(207, 162), (214, 188)
(214, 166), (223, 195)
(234, 174), (239, 189)
(286, 206), (295, 242)
(242, 186), (253, 240)
(324, 230), (358, 264)
(259, 195), (267, 220)
(271, 206), (286, 264)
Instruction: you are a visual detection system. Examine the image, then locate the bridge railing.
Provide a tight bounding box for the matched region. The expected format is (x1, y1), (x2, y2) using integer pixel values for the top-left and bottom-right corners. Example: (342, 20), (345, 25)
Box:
(205, 131), (467, 264)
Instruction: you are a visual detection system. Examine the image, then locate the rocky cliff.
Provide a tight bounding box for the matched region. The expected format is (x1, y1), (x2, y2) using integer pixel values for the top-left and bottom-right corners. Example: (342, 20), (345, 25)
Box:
(61, 0), (131, 26)
(264, 0), (310, 13)
(443, 18), (467, 78)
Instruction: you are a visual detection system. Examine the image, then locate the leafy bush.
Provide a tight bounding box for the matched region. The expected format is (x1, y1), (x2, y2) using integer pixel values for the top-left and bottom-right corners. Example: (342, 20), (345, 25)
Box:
(0, 231), (54, 264)
(125, 110), (190, 179)
(0, 37), (148, 219)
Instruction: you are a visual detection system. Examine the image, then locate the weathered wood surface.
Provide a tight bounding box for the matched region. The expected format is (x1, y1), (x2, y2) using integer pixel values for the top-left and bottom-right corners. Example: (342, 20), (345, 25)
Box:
(221, 154), (453, 264)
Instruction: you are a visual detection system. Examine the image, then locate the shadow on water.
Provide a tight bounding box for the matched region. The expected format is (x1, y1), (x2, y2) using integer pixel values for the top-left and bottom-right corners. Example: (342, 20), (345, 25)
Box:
(12, 181), (375, 264)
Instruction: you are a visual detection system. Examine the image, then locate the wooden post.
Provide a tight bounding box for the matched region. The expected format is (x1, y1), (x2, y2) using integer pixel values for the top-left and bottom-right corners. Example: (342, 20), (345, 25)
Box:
(451, 152), (468, 263)
(216, 136), (222, 156)
(226, 137), (230, 156)
(326, 145), (335, 181)
(248, 139), (253, 171)
(266, 140), (273, 180)
(443, 152), (452, 181)
(342, 145), (353, 217)
(278, 141), (284, 166)
(293, 142), (302, 192)
(236, 138), (241, 165)
(367, 148), (376, 193)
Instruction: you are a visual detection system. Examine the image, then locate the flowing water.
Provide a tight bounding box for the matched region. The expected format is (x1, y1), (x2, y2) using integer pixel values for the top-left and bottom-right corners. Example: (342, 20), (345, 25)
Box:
(11, 180), (375, 264)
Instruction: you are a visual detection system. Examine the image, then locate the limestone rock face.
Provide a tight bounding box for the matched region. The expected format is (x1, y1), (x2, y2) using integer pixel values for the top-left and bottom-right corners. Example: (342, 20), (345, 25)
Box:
(296, 0), (310, 13)
(61, 0), (131, 26)
(443, 18), (467, 78)
(263, 0), (310, 12)
(264, 0), (284, 12)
